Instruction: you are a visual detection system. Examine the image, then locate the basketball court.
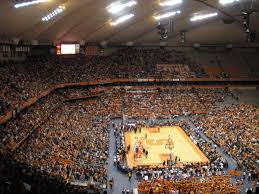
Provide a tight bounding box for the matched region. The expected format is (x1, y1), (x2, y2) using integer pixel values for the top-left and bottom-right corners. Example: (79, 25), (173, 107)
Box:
(124, 126), (209, 168)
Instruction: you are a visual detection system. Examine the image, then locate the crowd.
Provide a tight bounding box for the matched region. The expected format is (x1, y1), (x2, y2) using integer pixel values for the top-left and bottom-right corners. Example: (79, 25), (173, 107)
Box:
(0, 89), (120, 193)
(0, 48), (259, 194)
(0, 96), (10, 115)
(0, 47), (210, 117)
(121, 88), (226, 118)
(0, 88), (93, 152)
(1, 88), (227, 185)
(0, 154), (98, 194)
(138, 176), (239, 194)
(13, 99), (110, 185)
(0, 91), (63, 152)
(191, 103), (258, 179)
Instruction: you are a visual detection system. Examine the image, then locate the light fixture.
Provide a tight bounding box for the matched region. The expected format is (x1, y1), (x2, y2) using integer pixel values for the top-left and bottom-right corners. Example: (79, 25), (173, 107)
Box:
(219, 0), (239, 5)
(110, 13), (134, 26)
(107, 1), (137, 14)
(42, 6), (65, 22)
(154, 10), (181, 20)
(160, 0), (183, 7)
(190, 12), (218, 22)
(14, 0), (48, 8)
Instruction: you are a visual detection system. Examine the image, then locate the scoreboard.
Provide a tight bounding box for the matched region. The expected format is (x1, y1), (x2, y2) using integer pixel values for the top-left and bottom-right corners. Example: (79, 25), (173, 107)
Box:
(56, 43), (80, 55)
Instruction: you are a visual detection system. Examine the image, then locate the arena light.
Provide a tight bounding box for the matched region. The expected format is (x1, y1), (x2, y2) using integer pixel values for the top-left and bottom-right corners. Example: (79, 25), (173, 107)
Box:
(219, 0), (239, 5)
(107, 1), (137, 14)
(154, 10), (181, 20)
(42, 6), (65, 21)
(14, 0), (48, 8)
(190, 12), (218, 22)
(160, 0), (183, 7)
(110, 13), (134, 26)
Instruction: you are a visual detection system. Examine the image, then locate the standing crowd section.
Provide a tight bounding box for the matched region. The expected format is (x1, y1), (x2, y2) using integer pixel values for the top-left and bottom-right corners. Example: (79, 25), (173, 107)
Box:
(0, 48), (258, 193)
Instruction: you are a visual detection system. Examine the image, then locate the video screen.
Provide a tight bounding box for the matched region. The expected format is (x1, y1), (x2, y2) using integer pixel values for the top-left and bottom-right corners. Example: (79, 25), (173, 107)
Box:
(61, 44), (76, 54)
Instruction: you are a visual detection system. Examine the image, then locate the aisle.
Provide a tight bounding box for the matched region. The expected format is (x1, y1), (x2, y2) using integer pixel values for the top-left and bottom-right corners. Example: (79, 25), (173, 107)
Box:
(107, 121), (138, 194)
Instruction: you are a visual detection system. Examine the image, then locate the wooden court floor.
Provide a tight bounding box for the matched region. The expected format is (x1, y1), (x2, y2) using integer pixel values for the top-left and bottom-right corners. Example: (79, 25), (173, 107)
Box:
(125, 126), (209, 168)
